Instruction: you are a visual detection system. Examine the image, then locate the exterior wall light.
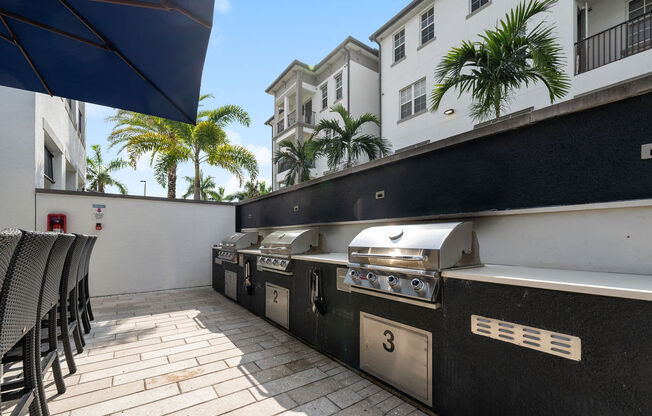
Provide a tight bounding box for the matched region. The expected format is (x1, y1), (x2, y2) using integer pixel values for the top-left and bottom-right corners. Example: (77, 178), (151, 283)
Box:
(443, 109), (455, 115)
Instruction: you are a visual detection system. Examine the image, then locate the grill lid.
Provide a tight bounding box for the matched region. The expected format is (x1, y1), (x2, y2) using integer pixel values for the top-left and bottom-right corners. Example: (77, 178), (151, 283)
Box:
(260, 228), (319, 255)
(348, 222), (474, 271)
(220, 232), (258, 250)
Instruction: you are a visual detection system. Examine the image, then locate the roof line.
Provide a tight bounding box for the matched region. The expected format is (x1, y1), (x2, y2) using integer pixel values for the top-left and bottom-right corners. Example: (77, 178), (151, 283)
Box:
(265, 36), (378, 94)
(369, 0), (426, 42)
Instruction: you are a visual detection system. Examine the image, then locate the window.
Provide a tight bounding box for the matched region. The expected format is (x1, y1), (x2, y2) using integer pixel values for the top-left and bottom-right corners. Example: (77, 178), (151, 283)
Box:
(44, 147), (54, 183)
(335, 74), (343, 101)
(399, 78), (427, 120)
(629, 0), (652, 19)
(421, 8), (435, 45)
(394, 29), (405, 62)
(470, 0), (489, 13)
(320, 84), (328, 110)
(77, 109), (83, 135)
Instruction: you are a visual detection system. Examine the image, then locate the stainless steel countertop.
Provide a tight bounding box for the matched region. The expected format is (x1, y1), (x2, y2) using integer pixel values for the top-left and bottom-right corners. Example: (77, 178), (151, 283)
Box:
(443, 264), (652, 302)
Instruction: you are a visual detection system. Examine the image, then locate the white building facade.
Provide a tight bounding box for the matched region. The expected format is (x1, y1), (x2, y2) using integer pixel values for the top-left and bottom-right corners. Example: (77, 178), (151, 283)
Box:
(0, 86), (86, 229)
(266, 37), (380, 190)
(370, 0), (652, 151)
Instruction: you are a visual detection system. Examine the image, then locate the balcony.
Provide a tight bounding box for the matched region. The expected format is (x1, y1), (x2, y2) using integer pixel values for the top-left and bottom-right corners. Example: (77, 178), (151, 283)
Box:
(575, 10), (652, 74)
(275, 110), (316, 137)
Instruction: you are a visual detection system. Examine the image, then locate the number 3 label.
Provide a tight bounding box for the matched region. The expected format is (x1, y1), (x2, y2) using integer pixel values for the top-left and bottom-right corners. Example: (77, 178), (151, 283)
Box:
(383, 330), (395, 352)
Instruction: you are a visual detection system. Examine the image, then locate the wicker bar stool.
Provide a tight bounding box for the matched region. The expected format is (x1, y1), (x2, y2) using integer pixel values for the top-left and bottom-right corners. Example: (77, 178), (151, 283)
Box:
(2, 234), (75, 416)
(76, 236), (94, 335)
(84, 236), (97, 322)
(78, 235), (97, 333)
(59, 235), (88, 374)
(0, 230), (57, 416)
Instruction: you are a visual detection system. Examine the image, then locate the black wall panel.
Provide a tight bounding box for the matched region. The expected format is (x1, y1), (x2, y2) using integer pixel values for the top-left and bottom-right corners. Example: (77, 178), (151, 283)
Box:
(438, 278), (652, 416)
(237, 93), (652, 229)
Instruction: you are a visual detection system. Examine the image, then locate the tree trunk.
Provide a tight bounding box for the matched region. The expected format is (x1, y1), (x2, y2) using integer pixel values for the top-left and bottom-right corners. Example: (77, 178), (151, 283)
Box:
(193, 158), (201, 200)
(167, 164), (177, 199)
(98, 182), (104, 193)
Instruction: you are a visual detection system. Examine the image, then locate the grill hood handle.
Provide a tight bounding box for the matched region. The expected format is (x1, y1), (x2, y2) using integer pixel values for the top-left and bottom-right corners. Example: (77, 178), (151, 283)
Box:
(350, 252), (427, 261)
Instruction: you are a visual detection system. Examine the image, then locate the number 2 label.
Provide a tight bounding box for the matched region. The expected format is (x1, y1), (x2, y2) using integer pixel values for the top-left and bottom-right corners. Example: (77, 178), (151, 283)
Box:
(273, 290), (278, 303)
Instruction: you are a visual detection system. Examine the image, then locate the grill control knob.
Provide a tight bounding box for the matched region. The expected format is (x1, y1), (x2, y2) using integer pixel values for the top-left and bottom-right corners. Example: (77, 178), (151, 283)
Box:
(349, 270), (360, 282)
(273, 259), (279, 266)
(280, 260), (287, 267)
(367, 272), (378, 286)
(387, 275), (399, 287)
(411, 278), (425, 292)
(266, 258), (272, 264)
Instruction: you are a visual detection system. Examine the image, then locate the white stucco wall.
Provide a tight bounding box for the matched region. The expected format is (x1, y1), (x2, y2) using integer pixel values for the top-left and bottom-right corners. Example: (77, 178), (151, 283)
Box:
(0, 87), (86, 230)
(0, 87), (36, 230)
(376, 0), (651, 150)
(35, 192), (235, 296)
(307, 201), (652, 276)
(35, 94), (86, 191)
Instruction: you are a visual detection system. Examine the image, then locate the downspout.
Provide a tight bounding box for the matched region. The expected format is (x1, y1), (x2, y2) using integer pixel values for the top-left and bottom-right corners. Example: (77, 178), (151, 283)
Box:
(373, 39), (382, 139)
(346, 49), (351, 112)
(584, 2), (588, 39)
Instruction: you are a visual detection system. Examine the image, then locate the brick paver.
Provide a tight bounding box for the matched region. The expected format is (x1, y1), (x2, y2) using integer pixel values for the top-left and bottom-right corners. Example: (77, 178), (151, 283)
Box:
(3, 287), (430, 415)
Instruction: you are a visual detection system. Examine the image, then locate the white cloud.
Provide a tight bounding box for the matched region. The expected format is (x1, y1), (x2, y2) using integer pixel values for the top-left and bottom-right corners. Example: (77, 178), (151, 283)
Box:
(225, 129), (272, 168)
(215, 0), (231, 14)
(85, 103), (115, 120)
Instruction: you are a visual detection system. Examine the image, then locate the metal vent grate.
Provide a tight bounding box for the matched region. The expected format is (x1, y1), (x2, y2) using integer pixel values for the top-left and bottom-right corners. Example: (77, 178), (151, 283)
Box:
(471, 315), (581, 361)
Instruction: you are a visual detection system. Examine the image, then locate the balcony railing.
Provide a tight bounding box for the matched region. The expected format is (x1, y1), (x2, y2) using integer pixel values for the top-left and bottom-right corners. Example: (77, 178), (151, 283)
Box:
(575, 11), (652, 75)
(275, 111), (317, 136)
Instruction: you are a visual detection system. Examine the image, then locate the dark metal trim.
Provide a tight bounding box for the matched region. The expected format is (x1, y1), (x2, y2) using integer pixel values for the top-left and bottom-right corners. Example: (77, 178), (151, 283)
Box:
(0, 16), (52, 95)
(35, 188), (236, 206)
(59, 0), (196, 124)
(91, 0), (212, 28)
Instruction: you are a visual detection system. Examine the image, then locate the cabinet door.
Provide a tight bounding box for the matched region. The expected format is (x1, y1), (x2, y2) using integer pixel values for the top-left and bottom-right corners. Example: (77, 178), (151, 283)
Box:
(360, 312), (432, 406)
(266, 283), (289, 329)
(225, 270), (237, 300)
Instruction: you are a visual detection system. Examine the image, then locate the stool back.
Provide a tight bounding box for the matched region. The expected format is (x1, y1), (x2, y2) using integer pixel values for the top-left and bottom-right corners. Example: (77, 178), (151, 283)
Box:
(0, 228), (22, 289)
(0, 231), (57, 355)
(62, 235), (88, 295)
(41, 233), (75, 317)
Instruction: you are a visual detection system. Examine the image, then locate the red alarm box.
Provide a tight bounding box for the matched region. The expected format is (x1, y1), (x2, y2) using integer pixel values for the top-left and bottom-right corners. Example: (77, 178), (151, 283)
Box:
(47, 214), (67, 233)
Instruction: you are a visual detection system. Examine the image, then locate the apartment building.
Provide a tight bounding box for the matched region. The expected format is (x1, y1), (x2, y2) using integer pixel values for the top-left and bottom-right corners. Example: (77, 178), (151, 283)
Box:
(265, 37), (380, 190)
(370, 0), (652, 150)
(0, 86), (86, 229)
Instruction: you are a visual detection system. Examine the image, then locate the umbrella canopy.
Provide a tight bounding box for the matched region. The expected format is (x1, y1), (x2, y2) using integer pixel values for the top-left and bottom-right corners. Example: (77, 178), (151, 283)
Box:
(0, 0), (214, 124)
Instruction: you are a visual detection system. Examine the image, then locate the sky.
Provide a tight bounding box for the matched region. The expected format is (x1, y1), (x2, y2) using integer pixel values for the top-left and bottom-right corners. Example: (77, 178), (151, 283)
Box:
(86, 0), (404, 198)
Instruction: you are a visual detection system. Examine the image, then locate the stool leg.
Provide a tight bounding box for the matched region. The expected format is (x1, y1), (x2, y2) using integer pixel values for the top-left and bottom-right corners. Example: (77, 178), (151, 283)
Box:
(33, 314), (50, 416)
(48, 308), (66, 394)
(24, 329), (44, 416)
(71, 288), (85, 352)
(86, 277), (95, 321)
(59, 294), (77, 374)
(1, 363), (4, 416)
(79, 282), (91, 335)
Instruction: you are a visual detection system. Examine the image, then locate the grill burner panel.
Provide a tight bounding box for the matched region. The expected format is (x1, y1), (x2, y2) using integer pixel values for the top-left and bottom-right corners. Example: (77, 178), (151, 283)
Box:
(215, 232), (258, 263)
(346, 222), (479, 303)
(257, 228), (318, 275)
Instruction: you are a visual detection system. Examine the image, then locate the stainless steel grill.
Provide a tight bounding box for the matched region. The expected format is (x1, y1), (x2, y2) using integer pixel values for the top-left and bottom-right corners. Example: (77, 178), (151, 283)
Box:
(257, 228), (318, 274)
(345, 222), (480, 304)
(215, 232), (258, 263)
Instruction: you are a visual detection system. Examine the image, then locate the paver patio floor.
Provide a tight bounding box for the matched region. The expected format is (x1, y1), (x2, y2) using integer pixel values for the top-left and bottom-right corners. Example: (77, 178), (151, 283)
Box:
(16, 287), (429, 415)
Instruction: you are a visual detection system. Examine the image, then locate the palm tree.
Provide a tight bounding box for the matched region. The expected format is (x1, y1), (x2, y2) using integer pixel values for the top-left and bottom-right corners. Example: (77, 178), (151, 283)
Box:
(184, 105), (258, 200)
(107, 99), (259, 201)
(85, 144), (129, 194)
(429, 0), (569, 121)
(181, 171), (224, 201)
(106, 111), (186, 198)
(273, 139), (314, 187)
(311, 104), (390, 171)
(225, 180), (272, 202)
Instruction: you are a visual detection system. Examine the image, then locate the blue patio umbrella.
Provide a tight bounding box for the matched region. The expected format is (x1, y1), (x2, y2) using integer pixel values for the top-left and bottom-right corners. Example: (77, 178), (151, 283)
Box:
(0, 0), (214, 124)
